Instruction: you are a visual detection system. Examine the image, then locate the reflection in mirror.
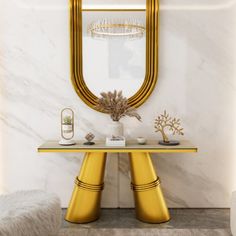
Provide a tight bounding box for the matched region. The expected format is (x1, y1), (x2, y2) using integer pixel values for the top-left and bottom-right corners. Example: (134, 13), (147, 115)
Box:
(83, 0), (146, 10)
(82, 11), (146, 97)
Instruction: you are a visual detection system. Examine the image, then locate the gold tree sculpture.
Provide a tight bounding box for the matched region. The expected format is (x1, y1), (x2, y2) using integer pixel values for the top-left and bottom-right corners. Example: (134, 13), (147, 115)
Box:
(95, 90), (141, 122)
(154, 110), (184, 143)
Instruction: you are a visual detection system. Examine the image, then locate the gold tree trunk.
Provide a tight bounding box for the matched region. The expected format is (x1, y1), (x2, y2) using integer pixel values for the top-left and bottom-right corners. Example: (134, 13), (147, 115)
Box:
(161, 130), (169, 143)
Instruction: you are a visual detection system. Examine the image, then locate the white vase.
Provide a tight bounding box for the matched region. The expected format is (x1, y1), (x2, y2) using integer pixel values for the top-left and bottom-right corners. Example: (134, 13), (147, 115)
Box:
(107, 121), (124, 137)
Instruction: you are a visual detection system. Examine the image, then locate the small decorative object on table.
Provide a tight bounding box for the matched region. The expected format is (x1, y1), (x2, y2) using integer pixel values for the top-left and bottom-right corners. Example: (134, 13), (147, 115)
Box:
(59, 108), (76, 146)
(137, 137), (146, 145)
(154, 110), (184, 146)
(106, 136), (126, 147)
(95, 90), (141, 137)
(83, 133), (95, 145)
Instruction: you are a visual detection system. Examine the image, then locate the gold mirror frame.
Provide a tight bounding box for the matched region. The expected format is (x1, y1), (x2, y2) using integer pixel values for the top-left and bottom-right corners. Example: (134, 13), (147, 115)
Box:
(70, 0), (159, 111)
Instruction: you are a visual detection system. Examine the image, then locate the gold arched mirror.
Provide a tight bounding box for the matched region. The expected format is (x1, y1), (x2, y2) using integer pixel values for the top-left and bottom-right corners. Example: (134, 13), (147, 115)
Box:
(70, 0), (158, 111)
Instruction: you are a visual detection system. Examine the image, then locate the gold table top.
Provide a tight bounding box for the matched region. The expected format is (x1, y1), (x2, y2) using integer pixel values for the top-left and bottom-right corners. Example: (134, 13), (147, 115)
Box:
(38, 140), (197, 153)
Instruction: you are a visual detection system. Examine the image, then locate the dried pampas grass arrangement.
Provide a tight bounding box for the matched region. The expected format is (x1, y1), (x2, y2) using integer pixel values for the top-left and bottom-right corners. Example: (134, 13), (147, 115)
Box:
(95, 90), (141, 122)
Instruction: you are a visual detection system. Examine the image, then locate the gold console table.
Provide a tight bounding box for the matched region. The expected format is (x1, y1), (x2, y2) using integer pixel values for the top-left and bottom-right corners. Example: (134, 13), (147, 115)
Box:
(38, 140), (197, 224)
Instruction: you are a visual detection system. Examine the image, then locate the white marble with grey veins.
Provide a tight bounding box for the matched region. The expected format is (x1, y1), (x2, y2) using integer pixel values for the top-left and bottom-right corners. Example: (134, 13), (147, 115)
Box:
(0, 0), (236, 208)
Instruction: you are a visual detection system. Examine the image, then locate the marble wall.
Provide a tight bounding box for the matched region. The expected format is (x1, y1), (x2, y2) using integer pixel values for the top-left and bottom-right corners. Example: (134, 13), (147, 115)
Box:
(0, 0), (236, 208)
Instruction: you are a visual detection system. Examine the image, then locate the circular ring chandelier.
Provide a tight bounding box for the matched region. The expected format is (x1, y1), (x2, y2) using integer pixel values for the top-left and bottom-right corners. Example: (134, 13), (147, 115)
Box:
(88, 19), (145, 39)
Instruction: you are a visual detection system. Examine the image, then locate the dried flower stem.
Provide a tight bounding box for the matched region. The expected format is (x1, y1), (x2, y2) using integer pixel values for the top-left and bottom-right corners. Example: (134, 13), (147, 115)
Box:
(95, 90), (141, 122)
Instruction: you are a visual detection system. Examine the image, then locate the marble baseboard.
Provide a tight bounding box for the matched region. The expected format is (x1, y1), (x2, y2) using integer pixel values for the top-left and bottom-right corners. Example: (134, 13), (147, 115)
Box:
(60, 209), (231, 236)
(59, 229), (231, 236)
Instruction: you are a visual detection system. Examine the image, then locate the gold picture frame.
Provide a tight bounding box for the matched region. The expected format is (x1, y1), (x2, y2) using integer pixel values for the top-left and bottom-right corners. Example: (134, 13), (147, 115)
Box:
(69, 0), (159, 111)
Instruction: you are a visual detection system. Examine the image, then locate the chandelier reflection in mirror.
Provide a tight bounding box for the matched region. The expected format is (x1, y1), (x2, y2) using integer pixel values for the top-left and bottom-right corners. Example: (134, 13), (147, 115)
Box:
(88, 18), (145, 39)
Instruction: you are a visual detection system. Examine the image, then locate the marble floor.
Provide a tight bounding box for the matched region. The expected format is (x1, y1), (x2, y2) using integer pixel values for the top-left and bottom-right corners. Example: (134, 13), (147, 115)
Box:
(59, 209), (231, 236)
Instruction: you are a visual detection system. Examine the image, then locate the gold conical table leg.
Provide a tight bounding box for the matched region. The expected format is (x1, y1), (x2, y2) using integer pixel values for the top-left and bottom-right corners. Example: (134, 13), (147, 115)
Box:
(129, 152), (170, 223)
(65, 152), (107, 223)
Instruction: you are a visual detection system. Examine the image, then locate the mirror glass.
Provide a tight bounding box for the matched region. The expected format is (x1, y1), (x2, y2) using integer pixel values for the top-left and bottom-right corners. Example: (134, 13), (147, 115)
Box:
(82, 1), (146, 97)
(82, 0), (146, 9)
